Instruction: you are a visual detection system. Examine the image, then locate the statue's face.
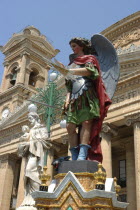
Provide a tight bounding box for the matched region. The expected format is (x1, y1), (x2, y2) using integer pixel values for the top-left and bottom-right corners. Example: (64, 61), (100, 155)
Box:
(70, 42), (83, 55)
(28, 115), (36, 126)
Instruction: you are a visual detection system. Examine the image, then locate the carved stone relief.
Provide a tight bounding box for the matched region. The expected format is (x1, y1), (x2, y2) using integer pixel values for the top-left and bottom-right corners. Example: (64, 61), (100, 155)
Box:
(113, 27), (140, 48)
(113, 86), (140, 104)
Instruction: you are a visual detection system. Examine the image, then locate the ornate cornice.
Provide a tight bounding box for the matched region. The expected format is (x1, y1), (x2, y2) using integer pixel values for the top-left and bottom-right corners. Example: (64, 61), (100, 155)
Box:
(112, 73), (140, 104)
(101, 11), (140, 41)
(116, 43), (140, 55)
(0, 84), (36, 102)
(113, 27), (140, 48)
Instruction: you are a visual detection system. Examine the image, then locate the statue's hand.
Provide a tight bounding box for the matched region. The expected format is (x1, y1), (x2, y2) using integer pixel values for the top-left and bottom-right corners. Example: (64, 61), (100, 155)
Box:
(65, 69), (79, 80)
(45, 140), (53, 149)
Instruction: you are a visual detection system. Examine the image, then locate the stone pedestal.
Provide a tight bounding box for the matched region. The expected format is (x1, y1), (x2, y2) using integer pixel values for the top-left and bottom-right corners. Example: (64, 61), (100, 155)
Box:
(32, 161), (129, 210)
(56, 160), (101, 191)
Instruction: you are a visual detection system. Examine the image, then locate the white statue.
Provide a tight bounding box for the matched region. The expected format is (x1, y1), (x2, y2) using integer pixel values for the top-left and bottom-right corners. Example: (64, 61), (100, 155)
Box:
(17, 104), (52, 210)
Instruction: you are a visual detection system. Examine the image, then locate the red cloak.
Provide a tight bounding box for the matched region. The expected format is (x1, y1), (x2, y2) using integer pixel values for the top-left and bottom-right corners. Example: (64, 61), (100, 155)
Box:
(73, 55), (112, 163)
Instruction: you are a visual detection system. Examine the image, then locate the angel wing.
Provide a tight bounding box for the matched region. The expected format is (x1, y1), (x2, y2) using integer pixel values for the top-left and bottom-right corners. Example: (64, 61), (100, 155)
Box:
(91, 34), (120, 99)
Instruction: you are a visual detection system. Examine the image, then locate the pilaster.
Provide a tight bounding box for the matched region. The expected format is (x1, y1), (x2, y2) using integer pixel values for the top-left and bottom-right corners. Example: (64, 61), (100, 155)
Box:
(0, 154), (18, 210)
(16, 158), (26, 208)
(101, 124), (118, 178)
(125, 112), (140, 209)
(1, 61), (9, 91)
(125, 140), (136, 210)
(24, 68), (32, 86)
(16, 52), (30, 85)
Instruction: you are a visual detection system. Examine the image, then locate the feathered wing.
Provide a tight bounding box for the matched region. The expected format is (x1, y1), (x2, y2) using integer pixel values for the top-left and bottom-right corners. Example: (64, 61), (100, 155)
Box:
(91, 34), (120, 99)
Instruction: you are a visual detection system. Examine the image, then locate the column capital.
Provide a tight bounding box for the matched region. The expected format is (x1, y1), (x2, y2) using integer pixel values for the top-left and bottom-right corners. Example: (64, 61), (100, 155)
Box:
(125, 111), (140, 126)
(20, 51), (30, 58)
(102, 123), (118, 137)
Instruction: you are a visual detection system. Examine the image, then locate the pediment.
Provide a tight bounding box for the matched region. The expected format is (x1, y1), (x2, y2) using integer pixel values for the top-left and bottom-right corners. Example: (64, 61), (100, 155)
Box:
(31, 38), (59, 56)
(2, 35), (25, 53)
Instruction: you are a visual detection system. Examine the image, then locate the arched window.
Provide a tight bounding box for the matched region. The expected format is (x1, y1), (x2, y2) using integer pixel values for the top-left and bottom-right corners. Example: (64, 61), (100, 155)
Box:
(28, 68), (39, 87)
(10, 67), (18, 86)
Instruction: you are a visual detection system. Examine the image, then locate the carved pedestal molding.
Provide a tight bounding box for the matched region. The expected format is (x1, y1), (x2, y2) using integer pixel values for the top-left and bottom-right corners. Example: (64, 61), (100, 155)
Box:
(101, 124), (118, 178)
(125, 112), (140, 209)
(125, 141), (136, 210)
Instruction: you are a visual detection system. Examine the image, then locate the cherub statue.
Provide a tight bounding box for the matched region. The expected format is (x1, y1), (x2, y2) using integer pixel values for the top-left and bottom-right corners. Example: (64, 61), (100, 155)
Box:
(19, 125), (30, 142)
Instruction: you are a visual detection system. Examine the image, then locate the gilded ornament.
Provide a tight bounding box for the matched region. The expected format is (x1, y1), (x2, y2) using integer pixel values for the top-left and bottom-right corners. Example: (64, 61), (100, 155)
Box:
(114, 177), (121, 198)
(39, 166), (51, 191)
(94, 163), (106, 190)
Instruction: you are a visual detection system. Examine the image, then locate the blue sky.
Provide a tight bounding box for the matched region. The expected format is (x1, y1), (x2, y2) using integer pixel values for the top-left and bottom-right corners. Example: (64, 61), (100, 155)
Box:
(0, 0), (139, 83)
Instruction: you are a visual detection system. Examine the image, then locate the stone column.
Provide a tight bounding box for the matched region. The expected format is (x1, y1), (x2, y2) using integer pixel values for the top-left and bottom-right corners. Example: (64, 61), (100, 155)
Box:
(0, 154), (17, 210)
(24, 68), (32, 87)
(35, 75), (45, 88)
(16, 158), (26, 208)
(125, 112), (140, 209)
(126, 141), (136, 210)
(1, 61), (9, 91)
(101, 124), (118, 178)
(16, 52), (29, 85)
(133, 122), (140, 210)
(44, 65), (50, 85)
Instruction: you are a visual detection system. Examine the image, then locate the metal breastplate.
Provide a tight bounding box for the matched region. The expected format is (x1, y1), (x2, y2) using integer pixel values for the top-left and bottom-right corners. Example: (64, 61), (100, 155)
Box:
(71, 76), (93, 99)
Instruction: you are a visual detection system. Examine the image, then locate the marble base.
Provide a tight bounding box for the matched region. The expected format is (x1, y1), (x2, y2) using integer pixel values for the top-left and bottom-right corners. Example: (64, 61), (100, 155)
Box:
(58, 160), (105, 174)
(16, 206), (37, 210)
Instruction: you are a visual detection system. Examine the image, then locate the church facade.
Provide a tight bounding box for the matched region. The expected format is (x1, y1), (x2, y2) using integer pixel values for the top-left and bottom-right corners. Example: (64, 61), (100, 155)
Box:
(0, 11), (139, 210)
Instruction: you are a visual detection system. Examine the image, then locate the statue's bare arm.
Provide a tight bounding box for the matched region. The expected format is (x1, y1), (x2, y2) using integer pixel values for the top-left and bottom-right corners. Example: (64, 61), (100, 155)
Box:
(68, 68), (92, 76)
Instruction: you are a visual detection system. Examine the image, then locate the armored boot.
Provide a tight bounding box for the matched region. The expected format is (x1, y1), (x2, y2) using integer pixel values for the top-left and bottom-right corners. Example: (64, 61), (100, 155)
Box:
(69, 146), (79, 160)
(77, 144), (91, 160)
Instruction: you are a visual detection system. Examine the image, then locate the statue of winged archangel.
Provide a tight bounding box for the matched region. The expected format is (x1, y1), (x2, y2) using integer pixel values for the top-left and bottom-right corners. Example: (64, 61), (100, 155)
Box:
(47, 34), (119, 163)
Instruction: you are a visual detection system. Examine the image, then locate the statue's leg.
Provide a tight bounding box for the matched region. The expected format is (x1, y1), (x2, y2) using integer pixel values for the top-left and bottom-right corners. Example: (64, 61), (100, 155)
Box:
(66, 123), (79, 160)
(77, 120), (92, 160)
(80, 120), (93, 145)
